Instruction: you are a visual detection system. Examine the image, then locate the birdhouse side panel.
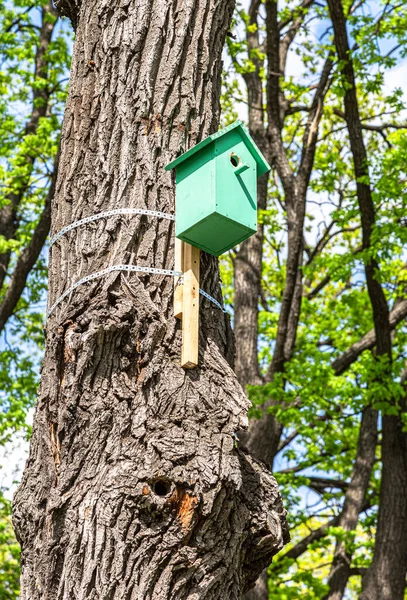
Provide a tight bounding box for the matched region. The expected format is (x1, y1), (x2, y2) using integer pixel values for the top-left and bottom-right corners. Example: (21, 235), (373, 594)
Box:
(175, 145), (216, 240)
(214, 132), (258, 234)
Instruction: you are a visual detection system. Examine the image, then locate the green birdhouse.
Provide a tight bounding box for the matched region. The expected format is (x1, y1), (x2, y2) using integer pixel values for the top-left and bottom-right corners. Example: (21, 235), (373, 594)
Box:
(165, 120), (271, 257)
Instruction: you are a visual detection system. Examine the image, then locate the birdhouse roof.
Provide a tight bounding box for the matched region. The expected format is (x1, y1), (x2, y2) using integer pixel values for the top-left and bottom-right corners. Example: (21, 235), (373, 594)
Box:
(165, 120), (271, 176)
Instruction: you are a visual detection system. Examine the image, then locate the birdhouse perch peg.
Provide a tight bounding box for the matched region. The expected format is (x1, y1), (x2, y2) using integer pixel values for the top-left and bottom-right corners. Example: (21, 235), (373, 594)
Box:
(166, 120), (271, 369)
(234, 162), (250, 176)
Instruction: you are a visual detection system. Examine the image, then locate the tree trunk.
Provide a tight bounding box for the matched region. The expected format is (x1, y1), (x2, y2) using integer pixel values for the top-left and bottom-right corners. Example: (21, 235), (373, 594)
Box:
(234, 173), (267, 389)
(242, 571), (268, 600)
(236, 8), (275, 598)
(360, 406), (407, 600)
(234, 0), (269, 391)
(13, 1), (289, 598)
(323, 407), (377, 600)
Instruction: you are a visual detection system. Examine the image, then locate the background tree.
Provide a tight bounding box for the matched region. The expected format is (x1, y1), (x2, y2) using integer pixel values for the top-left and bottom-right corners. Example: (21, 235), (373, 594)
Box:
(0, 0), (70, 427)
(222, 0), (407, 598)
(0, 2), (70, 596)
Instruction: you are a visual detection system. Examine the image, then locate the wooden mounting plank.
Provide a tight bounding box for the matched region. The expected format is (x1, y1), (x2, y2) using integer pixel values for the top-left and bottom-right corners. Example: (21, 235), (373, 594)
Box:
(181, 243), (200, 369)
(174, 237), (184, 320)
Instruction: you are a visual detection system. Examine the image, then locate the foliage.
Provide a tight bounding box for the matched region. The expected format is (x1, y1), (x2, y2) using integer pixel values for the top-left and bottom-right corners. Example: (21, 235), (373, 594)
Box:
(0, 0), (71, 590)
(0, 0), (70, 435)
(0, 493), (19, 600)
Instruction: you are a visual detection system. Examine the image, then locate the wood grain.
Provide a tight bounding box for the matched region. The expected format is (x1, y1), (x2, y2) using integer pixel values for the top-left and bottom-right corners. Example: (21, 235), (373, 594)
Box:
(181, 243), (200, 368)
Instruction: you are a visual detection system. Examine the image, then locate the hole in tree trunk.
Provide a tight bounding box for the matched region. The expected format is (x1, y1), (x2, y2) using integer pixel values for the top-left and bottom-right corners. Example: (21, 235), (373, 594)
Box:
(153, 479), (171, 497)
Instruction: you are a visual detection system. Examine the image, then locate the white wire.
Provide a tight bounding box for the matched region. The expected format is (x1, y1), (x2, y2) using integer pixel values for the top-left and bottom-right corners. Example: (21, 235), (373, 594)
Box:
(47, 264), (227, 318)
(49, 208), (175, 248)
(48, 208), (226, 317)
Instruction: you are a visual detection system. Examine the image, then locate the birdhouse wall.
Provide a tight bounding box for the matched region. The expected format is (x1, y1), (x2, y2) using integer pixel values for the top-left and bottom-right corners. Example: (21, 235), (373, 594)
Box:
(214, 130), (257, 231)
(175, 144), (216, 240)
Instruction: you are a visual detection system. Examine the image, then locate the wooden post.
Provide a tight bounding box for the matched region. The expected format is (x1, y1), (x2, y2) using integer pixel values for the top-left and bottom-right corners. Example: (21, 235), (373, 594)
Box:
(174, 237), (184, 319)
(181, 242), (200, 369)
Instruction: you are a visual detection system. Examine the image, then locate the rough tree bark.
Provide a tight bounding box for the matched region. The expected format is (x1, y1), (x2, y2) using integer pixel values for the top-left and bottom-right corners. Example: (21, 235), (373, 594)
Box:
(13, 1), (289, 599)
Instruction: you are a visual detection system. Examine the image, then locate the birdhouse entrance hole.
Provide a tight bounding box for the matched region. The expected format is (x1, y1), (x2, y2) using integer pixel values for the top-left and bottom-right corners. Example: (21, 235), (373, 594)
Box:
(230, 153), (240, 168)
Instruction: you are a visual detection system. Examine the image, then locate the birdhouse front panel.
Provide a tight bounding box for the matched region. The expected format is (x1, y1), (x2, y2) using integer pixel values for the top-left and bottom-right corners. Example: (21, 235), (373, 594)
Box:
(166, 120), (271, 257)
(214, 129), (258, 233)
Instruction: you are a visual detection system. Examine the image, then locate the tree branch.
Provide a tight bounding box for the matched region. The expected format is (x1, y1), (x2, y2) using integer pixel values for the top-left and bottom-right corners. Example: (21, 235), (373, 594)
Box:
(306, 244), (362, 299)
(0, 148), (59, 334)
(266, 0), (294, 191)
(277, 514), (341, 562)
(297, 52), (334, 193)
(278, 0), (315, 32)
(331, 298), (407, 376)
(305, 476), (349, 493)
(279, 0), (316, 75)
